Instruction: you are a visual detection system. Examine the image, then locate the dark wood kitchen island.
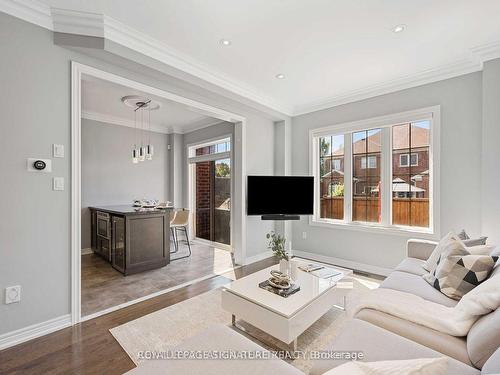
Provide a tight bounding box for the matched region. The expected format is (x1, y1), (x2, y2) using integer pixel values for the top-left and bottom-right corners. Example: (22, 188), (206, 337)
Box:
(89, 205), (172, 275)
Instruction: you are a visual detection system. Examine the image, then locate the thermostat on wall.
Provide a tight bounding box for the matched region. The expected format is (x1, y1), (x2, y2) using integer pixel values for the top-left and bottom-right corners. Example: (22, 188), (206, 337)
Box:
(27, 158), (52, 173)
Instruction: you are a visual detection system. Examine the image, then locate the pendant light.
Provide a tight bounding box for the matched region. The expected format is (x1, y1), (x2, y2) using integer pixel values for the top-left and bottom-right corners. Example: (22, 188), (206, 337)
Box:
(138, 105), (146, 162)
(146, 105), (154, 160)
(132, 110), (139, 163)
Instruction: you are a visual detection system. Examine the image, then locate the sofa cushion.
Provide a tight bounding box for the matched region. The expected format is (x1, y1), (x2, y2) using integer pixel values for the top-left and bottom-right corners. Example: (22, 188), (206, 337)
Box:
(467, 309), (500, 369)
(424, 232), (463, 272)
(395, 257), (427, 276)
(380, 271), (457, 307)
(481, 348), (500, 375)
(309, 319), (479, 375)
(355, 308), (471, 366)
(124, 324), (303, 375)
(423, 248), (498, 300)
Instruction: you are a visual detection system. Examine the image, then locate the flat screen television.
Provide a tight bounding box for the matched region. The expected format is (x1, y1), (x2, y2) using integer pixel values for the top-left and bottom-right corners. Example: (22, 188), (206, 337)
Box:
(247, 176), (314, 218)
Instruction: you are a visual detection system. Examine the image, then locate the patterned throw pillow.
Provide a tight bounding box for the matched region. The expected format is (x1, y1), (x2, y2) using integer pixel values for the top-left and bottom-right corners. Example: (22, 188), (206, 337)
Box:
(423, 243), (498, 300)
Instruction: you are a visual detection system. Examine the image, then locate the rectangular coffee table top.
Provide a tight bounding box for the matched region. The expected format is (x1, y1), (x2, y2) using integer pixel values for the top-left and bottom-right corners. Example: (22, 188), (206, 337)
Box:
(224, 258), (353, 318)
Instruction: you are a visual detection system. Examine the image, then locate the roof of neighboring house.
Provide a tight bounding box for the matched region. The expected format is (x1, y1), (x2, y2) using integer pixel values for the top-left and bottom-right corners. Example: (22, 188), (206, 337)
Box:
(351, 124), (429, 153)
(322, 123), (429, 157)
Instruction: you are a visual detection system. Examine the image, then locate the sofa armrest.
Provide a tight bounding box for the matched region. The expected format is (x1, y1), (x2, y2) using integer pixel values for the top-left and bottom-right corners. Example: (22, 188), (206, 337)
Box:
(407, 239), (438, 260)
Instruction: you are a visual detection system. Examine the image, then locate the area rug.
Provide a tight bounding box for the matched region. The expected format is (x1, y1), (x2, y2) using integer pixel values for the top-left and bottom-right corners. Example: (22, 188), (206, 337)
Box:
(110, 274), (380, 374)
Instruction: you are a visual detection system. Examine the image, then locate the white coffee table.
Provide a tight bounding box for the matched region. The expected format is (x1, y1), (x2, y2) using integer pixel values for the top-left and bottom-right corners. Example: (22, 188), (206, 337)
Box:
(221, 258), (353, 351)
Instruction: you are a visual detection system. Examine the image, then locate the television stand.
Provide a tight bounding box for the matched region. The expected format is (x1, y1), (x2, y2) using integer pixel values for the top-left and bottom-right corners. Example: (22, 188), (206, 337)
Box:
(261, 214), (300, 221)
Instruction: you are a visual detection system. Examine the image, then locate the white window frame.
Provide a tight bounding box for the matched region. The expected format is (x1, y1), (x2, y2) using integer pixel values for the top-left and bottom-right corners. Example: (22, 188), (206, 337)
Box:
(399, 153), (418, 167)
(360, 155), (377, 169)
(309, 106), (440, 237)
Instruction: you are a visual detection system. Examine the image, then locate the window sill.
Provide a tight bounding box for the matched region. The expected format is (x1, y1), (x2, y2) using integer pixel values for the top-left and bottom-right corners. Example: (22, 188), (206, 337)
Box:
(309, 218), (439, 239)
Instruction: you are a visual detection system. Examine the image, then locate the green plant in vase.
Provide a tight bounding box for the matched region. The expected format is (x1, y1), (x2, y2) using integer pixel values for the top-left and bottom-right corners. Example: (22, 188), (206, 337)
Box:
(266, 231), (291, 276)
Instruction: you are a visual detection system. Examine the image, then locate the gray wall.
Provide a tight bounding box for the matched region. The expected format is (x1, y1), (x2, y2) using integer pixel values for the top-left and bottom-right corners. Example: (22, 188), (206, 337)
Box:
(0, 12), (281, 336)
(81, 119), (169, 249)
(291, 72), (484, 271)
(481, 59), (500, 245)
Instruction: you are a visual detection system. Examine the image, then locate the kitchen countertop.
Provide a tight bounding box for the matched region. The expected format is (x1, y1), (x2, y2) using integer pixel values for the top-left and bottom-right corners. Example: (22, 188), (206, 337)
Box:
(89, 205), (173, 216)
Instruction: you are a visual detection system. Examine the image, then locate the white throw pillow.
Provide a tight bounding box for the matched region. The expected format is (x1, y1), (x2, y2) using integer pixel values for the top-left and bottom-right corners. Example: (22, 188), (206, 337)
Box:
(467, 244), (495, 255)
(423, 232), (463, 272)
(456, 274), (500, 316)
(323, 357), (447, 375)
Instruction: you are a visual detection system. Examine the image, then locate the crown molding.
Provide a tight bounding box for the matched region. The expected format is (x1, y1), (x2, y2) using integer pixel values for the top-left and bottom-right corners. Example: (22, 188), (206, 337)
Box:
(0, 0), (52, 29)
(82, 110), (224, 135)
(292, 58), (482, 116)
(51, 8), (294, 116)
(3, 0), (500, 117)
(470, 40), (500, 63)
(82, 110), (169, 134)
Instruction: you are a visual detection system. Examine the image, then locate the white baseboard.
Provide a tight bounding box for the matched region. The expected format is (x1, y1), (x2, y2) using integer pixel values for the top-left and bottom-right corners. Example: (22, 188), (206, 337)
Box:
(81, 248), (93, 255)
(0, 314), (71, 351)
(243, 250), (274, 265)
(292, 250), (392, 277)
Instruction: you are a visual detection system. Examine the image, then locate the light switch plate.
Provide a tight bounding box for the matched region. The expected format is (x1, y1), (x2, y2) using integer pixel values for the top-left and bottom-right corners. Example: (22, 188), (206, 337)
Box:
(53, 144), (64, 158)
(53, 177), (64, 191)
(5, 285), (21, 304)
(27, 158), (52, 173)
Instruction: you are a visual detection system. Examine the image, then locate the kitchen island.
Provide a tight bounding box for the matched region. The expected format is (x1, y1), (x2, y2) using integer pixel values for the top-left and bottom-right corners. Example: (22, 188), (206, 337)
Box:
(89, 205), (172, 275)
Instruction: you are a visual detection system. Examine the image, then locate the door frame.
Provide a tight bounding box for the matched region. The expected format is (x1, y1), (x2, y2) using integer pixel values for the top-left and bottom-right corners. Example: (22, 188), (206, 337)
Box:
(187, 134), (233, 251)
(71, 61), (247, 324)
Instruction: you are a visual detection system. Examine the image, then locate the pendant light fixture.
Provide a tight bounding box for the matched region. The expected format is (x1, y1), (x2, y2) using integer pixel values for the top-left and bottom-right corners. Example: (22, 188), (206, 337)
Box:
(138, 104), (146, 162)
(132, 110), (139, 163)
(146, 105), (154, 160)
(122, 95), (160, 164)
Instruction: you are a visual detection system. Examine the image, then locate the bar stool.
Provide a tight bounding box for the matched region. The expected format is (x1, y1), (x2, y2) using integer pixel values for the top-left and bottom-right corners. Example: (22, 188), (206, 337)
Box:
(169, 210), (178, 254)
(170, 209), (191, 260)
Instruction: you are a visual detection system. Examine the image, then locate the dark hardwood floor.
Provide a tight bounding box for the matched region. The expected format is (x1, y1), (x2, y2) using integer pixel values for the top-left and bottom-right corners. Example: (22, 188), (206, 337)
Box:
(0, 257), (277, 375)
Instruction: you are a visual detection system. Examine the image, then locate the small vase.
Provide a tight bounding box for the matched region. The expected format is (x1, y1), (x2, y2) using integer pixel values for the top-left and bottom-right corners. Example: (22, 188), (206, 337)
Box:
(279, 258), (290, 275)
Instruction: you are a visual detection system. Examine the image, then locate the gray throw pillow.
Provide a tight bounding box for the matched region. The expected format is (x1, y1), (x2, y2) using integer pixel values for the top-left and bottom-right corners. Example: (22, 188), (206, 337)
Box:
(423, 243), (498, 300)
(463, 236), (488, 247)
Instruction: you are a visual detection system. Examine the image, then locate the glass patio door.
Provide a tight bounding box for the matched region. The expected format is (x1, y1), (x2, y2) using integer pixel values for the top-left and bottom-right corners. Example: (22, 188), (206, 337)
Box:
(190, 138), (231, 247)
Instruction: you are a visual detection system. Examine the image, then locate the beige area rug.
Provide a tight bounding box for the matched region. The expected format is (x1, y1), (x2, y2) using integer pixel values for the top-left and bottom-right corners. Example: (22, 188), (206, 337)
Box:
(110, 275), (380, 374)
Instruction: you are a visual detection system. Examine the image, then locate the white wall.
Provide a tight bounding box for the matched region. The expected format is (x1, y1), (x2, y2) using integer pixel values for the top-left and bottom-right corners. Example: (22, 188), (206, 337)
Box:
(0, 12), (284, 337)
(81, 119), (169, 249)
(291, 72), (483, 272)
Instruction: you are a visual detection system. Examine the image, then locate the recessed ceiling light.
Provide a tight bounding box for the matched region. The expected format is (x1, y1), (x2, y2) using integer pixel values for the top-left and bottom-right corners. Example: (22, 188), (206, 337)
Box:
(393, 24), (406, 33)
(275, 73), (285, 79)
(219, 39), (231, 46)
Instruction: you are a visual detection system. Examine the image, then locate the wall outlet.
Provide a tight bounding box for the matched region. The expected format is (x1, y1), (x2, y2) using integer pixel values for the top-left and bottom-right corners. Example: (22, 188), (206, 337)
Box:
(5, 285), (21, 304)
(302, 231), (307, 239)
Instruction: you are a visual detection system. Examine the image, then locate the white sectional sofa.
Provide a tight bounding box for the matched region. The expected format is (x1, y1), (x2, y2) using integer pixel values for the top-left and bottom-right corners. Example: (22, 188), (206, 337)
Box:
(126, 239), (500, 375)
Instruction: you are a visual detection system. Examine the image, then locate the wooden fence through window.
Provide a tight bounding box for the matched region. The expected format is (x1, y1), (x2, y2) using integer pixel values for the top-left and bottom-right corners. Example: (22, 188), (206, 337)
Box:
(320, 197), (429, 227)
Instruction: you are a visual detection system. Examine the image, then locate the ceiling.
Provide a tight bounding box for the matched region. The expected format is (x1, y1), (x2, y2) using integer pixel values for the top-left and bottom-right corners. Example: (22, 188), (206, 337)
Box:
(6, 0), (500, 115)
(82, 76), (222, 134)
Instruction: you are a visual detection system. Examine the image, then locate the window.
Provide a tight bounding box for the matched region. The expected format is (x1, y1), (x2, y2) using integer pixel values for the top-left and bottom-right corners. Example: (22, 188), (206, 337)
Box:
(353, 129), (381, 223)
(392, 121), (430, 227)
(193, 139), (231, 156)
(319, 135), (345, 220)
(311, 107), (438, 233)
(361, 155), (377, 169)
(399, 153), (418, 167)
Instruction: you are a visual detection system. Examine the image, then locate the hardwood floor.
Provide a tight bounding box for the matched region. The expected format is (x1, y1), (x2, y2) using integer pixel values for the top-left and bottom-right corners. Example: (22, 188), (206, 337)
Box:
(82, 242), (235, 316)
(0, 257), (277, 375)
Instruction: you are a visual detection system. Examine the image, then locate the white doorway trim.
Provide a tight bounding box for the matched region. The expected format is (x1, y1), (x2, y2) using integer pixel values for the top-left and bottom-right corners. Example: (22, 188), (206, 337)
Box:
(71, 61), (247, 325)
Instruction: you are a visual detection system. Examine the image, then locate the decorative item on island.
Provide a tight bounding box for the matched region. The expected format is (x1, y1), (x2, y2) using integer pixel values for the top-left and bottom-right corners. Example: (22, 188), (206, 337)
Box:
(266, 231), (292, 276)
